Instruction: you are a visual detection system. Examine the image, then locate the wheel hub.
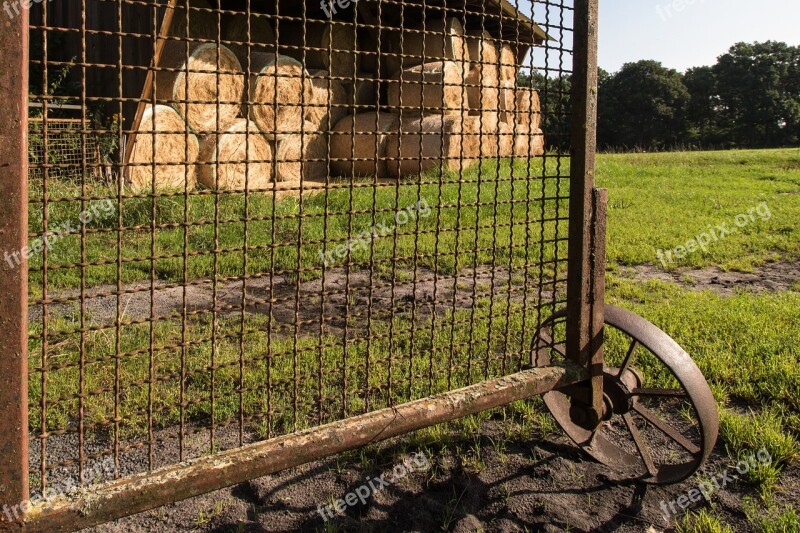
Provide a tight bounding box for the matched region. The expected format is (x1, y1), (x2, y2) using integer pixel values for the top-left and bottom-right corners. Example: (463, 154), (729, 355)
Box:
(567, 368), (640, 428)
(602, 366), (642, 416)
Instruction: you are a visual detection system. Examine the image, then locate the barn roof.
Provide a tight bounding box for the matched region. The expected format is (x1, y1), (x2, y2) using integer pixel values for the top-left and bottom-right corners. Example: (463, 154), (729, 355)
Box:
(223, 0), (551, 47)
(371, 0), (551, 53)
(477, 0), (551, 45)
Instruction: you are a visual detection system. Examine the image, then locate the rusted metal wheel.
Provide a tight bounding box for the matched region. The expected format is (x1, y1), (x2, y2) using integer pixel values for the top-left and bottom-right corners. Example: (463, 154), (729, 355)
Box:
(534, 306), (719, 484)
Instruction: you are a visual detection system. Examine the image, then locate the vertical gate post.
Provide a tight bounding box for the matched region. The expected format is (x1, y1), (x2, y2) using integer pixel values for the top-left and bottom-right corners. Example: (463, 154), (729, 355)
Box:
(566, 0), (604, 427)
(0, 7), (30, 529)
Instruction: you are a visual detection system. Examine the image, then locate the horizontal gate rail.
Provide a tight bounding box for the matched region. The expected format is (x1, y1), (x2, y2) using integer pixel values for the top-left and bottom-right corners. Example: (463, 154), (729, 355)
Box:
(26, 365), (585, 531)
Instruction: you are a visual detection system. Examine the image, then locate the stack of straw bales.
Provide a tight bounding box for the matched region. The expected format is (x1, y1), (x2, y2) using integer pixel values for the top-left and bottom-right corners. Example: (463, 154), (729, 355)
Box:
(127, 10), (544, 190)
(128, 8), (361, 191)
(330, 17), (544, 180)
(330, 17), (476, 179)
(465, 33), (545, 160)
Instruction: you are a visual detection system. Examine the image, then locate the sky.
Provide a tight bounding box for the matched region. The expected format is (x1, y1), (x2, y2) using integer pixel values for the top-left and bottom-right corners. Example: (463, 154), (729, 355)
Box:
(598, 0), (800, 73)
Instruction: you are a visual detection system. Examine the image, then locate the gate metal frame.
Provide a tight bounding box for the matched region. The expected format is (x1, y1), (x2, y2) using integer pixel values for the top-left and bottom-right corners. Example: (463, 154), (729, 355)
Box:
(0, 1), (603, 530)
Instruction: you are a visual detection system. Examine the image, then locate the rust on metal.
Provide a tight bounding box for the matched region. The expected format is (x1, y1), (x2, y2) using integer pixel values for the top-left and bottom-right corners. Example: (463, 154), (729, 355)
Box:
(0, 4), (30, 529)
(586, 187), (608, 424)
(565, 0), (603, 425)
(12, 0), (724, 526)
(26, 366), (583, 531)
(17, 0), (618, 527)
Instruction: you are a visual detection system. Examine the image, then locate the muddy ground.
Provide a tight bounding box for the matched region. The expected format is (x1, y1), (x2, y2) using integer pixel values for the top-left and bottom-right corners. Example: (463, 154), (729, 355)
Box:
(617, 259), (800, 295)
(83, 418), (798, 533)
(32, 259), (800, 328)
(30, 260), (800, 532)
(30, 266), (559, 333)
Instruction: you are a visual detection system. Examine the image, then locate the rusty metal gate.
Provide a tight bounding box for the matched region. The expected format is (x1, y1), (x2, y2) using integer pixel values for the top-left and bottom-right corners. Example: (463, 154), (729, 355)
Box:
(0, 0), (719, 530)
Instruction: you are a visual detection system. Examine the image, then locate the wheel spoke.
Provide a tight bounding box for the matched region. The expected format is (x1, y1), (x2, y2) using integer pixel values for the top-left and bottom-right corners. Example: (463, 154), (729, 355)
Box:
(623, 412), (657, 477)
(617, 339), (639, 377)
(633, 402), (701, 455)
(632, 388), (688, 399)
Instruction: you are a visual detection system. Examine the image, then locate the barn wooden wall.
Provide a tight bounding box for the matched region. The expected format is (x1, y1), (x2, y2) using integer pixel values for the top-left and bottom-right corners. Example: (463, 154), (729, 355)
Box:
(30, 0), (167, 127)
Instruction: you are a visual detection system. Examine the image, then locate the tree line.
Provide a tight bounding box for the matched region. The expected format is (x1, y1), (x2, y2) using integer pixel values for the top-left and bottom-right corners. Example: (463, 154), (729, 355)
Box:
(521, 41), (800, 152)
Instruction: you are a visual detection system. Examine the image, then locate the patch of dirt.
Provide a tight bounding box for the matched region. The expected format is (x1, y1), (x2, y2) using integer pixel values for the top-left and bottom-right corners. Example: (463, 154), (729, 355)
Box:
(29, 267), (561, 336)
(75, 419), (791, 533)
(618, 259), (800, 295)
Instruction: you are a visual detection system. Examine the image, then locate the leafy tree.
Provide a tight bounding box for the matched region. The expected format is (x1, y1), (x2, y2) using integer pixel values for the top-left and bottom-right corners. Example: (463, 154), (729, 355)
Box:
(598, 60), (689, 150)
(523, 41), (799, 152)
(713, 41), (800, 147)
(683, 66), (729, 148)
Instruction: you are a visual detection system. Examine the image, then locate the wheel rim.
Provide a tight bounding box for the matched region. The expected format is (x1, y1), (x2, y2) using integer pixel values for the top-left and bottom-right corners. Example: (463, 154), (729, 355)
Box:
(533, 306), (719, 484)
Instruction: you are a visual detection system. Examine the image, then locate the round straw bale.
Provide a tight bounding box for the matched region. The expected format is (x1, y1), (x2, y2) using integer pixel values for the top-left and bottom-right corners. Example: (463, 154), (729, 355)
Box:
(385, 114), (478, 179)
(197, 119), (273, 190)
(515, 87), (542, 132)
(387, 61), (465, 115)
(168, 0), (216, 40)
(386, 17), (468, 74)
(128, 104), (199, 192)
(513, 128), (545, 158)
(155, 42), (245, 135)
(352, 78), (378, 111)
(499, 80), (516, 125)
(466, 30), (498, 67)
(306, 70), (350, 132)
(498, 120), (514, 157)
(470, 109), (500, 135)
(222, 12), (277, 66)
(249, 53), (314, 139)
(464, 30), (500, 113)
(480, 123), (500, 157)
(499, 43), (517, 84)
(463, 112), (499, 157)
(275, 122), (328, 183)
(330, 112), (399, 179)
(465, 61), (500, 113)
(460, 114), (482, 162)
(322, 24), (358, 80)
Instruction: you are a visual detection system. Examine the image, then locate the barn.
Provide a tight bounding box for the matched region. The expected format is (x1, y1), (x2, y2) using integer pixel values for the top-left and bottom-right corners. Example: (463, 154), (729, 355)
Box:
(28, 0), (548, 190)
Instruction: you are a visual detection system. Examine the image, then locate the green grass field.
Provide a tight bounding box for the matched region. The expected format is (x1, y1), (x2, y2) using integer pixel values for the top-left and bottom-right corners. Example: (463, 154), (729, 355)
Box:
(27, 157), (567, 296)
(26, 148), (800, 528)
(28, 148), (800, 295)
(599, 149), (800, 531)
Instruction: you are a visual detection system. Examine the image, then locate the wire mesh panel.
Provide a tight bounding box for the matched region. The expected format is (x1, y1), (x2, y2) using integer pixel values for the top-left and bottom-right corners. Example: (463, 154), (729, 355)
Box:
(24, 0), (575, 512)
(28, 118), (104, 182)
